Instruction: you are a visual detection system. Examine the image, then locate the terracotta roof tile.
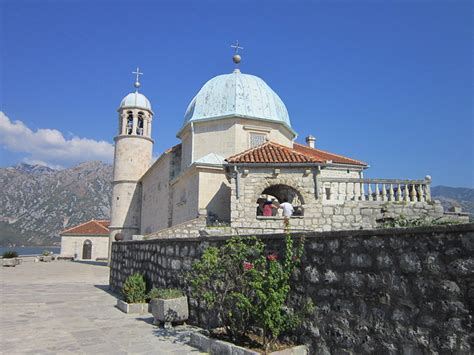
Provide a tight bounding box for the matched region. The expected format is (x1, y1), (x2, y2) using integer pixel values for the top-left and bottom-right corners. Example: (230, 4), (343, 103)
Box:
(293, 143), (367, 166)
(60, 219), (110, 235)
(226, 141), (367, 166)
(226, 141), (318, 164)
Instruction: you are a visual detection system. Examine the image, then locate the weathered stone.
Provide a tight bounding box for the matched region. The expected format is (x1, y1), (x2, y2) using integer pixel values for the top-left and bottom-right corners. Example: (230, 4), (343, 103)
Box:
(350, 253), (372, 268)
(399, 253), (421, 273)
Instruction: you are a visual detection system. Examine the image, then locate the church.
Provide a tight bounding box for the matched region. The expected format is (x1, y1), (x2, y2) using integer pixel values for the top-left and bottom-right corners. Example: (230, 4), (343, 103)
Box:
(108, 46), (457, 249)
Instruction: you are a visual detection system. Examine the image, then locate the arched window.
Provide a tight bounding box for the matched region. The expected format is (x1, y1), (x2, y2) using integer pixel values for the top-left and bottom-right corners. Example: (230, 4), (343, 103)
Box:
(137, 112), (144, 136)
(126, 112), (133, 135)
(256, 184), (304, 217)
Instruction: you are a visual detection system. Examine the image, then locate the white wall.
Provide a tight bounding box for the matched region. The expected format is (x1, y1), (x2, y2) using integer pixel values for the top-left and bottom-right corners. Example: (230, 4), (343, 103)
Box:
(60, 235), (109, 260)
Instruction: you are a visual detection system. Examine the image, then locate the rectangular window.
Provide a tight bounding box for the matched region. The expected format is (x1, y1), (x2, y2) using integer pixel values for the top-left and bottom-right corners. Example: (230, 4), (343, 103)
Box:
(249, 133), (266, 148)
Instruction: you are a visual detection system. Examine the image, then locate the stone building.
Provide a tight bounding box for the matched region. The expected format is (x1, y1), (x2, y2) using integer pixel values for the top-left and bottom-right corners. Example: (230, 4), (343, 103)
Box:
(60, 219), (110, 260)
(109, 55), (464, 248)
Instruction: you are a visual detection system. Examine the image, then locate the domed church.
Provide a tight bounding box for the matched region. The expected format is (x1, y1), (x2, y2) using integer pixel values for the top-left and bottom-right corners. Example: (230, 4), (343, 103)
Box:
(109, 47), (450, 248)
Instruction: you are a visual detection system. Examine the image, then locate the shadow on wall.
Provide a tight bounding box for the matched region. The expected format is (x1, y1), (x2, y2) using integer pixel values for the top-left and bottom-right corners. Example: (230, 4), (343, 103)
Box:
(206, 182), (231, 224)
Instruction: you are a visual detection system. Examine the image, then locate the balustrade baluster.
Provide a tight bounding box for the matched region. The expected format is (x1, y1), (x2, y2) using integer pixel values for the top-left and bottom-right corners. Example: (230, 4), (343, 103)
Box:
(396, 183), (402, 201)
(375, 183), (380, 201)
(418, 184), (424, 202)
(404, 183), (410, 202)
(389, 184), (395, 201)
(410, 184), (416, 201)
(368, 183), (373, 201)
(360, 182), (365, 200)
(381, 183), (387, 201)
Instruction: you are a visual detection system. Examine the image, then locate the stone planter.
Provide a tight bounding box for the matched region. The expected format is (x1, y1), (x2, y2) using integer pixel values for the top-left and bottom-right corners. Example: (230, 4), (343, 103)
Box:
(2, 258), (20, 267)
(40, 255), (53, 262)
(189, 331), (308, 355)
(150, 296), (188, 327)
(116, 299), (148, 314)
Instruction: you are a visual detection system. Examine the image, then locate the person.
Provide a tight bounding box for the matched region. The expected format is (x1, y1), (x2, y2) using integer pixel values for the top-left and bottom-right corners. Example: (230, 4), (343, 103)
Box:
(279, 199), (294, 217)
(262, 197), (275, 216)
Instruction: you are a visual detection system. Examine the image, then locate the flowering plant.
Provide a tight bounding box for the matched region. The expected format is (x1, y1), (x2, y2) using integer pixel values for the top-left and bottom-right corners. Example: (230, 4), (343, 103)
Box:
(189, 222), (307, 350)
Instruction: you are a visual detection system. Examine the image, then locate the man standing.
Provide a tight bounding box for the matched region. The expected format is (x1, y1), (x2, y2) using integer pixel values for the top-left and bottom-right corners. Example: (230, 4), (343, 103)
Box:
(279, 199), (294, 217)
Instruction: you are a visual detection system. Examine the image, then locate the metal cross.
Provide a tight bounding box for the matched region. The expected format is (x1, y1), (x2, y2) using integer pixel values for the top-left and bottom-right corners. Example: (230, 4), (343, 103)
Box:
(132, 67), (143, 83)
(231, 40), (244, 54)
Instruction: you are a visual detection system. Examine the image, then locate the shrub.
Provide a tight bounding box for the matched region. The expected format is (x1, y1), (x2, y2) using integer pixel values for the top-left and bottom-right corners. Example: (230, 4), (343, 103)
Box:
(122, 273), (147, 303)
(380, 215), (461, 228)
(42, 250), (52, 256)
(148, 288), (183, 300)
(189, 220), (308, 350)
(2, 251), (18, 258)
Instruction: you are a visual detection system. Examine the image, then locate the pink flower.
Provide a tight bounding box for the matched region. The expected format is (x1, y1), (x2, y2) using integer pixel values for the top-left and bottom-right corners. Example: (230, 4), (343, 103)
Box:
(243, 261), (254, 270)
(267, 253), (278, 262)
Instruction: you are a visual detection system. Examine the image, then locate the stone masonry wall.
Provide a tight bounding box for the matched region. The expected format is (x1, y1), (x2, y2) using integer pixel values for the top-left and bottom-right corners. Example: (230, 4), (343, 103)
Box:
(110, 223), (474, 354)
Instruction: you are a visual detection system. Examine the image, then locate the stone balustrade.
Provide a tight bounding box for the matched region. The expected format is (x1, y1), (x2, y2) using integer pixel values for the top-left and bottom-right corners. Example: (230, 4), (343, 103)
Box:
(320, 177), (432, 203)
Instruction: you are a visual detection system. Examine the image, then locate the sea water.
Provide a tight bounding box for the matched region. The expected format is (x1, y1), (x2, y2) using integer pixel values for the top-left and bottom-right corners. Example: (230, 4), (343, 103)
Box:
(0, 246), (60, 256)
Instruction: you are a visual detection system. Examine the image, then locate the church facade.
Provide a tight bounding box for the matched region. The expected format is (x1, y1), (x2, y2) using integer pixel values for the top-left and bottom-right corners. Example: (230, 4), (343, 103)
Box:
(108, 60), (464, 248)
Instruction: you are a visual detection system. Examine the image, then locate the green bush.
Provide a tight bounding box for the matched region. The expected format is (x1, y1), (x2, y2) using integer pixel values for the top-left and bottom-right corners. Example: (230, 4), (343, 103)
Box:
(42, 250), (52, 256)
(2, 251), (18, 258)
(379, 215), (461, 228)
(188, 220), (309, 351)
(147, 288), (183, 300)
(122, 273), (147, 303)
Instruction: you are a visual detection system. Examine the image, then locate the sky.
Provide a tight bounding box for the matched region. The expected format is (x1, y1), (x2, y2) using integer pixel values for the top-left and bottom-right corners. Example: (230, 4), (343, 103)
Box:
(1, 0), (472, 187)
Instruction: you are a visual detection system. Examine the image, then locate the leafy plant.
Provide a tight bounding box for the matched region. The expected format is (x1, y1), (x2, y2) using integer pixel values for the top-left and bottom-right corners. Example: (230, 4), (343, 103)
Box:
(2, 250), (18, 258)
(188, 219), (307, 350)
(148, 288), (183, 300)
(122, 273), (147, 303)
(42, 250), (52, 256)
(379, 215), (461, 228)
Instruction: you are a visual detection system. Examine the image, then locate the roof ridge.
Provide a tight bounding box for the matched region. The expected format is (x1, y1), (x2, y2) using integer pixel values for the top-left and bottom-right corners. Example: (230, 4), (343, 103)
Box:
(60, 219), (95, 234)
(226, 141), (319, 163)
(92, 220), (110, 233)
(293, 142), (367, 165)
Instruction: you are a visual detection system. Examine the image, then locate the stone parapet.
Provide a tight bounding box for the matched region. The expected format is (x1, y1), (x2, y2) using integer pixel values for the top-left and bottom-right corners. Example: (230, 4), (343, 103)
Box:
(110, 223), (474, 354)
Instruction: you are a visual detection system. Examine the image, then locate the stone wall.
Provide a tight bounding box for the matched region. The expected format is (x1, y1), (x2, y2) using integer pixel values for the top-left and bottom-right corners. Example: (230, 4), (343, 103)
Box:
(110, 223), (474, 354)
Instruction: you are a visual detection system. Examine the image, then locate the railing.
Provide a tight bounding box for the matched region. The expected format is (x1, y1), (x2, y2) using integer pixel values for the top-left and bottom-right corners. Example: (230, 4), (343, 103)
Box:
(320, 177), (432, 202)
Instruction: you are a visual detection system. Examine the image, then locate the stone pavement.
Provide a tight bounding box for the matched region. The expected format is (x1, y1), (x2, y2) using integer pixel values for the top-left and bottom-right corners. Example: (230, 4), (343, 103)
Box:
(0, 260), (204, 354)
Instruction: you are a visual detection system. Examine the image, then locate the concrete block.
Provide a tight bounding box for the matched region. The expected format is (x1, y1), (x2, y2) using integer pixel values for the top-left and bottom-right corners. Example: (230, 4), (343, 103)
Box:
(150, 296), (189, 323)
(116, 299), (148, 314)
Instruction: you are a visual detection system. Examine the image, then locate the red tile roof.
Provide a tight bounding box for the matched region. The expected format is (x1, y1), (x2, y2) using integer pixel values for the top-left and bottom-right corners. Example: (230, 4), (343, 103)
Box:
(60, 220), (110, 236)
(293, 143), (367, 166)
(226, 141), (367, 166)
(226, 141), (318, 164)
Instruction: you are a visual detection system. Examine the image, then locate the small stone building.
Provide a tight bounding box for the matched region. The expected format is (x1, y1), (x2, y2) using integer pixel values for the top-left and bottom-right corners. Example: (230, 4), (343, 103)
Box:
(60, 220), (110, 260)
(108, 55), (467, 249)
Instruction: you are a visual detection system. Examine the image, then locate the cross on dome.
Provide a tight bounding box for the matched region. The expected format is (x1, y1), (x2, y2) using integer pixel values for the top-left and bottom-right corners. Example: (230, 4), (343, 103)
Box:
(132, 67), (143, 90)
(231, 40), (244, 67)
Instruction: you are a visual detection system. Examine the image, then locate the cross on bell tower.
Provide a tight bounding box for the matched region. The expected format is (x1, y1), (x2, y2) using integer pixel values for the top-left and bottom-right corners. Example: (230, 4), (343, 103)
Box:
(132, 67), (143, 91)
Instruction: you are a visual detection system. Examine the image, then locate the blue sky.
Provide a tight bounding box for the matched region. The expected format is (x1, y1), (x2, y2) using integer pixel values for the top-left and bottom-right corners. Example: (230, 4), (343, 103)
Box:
(1, 0), (472, 187)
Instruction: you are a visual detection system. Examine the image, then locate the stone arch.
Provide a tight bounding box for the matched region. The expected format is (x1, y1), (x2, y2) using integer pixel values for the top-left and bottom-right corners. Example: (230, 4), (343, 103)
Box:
(256, 181), (306, 217)
(252, 177), (311, 206)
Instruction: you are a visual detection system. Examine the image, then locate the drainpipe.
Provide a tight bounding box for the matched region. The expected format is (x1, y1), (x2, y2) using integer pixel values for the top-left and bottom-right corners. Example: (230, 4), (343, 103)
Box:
(233, 166), (240, 199)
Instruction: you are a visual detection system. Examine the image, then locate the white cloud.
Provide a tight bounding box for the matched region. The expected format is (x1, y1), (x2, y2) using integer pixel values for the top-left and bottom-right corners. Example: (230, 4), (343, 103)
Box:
(0, 112), (114, 167)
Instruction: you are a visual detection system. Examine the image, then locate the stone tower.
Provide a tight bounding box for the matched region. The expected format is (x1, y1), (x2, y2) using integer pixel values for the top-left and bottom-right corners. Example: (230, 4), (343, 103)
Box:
(109, 68), (154, 254)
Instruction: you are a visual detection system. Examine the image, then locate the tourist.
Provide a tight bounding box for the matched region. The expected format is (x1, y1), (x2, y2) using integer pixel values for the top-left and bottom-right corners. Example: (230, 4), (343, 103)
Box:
(262, 197), (275, 216)
(279, 199), (294, 217)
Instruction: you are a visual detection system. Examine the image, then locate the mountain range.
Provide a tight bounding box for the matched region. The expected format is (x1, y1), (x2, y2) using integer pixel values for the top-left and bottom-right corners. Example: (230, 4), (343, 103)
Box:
(0, 162), (472, 246)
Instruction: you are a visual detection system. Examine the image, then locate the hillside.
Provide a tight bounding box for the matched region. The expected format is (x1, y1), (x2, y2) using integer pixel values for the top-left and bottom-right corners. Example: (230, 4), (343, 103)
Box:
(431, 186), (474, 221)
(0, 162), (112, 246)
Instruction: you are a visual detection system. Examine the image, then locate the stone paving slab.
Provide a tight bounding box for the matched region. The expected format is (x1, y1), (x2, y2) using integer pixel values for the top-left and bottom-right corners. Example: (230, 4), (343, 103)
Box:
(0, 261), (204, 354)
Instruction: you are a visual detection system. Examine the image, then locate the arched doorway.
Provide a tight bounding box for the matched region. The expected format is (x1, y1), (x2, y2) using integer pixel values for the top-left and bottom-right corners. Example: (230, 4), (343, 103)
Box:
(82, 240), (92, 260)
(257, 184), (304, 216)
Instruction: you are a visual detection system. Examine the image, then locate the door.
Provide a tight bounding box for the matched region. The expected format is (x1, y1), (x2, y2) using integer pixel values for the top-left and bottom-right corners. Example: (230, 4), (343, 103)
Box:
(82, 240), (92, 260)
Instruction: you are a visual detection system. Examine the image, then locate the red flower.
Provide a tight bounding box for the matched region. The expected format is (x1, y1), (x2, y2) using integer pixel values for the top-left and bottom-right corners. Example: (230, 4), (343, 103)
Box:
(267, 253), (278, 262)
(243, 261), (254, 270)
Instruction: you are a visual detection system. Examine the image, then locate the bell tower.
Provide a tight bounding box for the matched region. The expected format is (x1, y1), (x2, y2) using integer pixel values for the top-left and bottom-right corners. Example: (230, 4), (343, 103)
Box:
(109, 67), (154, 254)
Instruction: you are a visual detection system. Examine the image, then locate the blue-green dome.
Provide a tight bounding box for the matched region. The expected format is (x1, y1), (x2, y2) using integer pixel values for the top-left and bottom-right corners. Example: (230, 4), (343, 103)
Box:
(183, 69), (291, 128)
